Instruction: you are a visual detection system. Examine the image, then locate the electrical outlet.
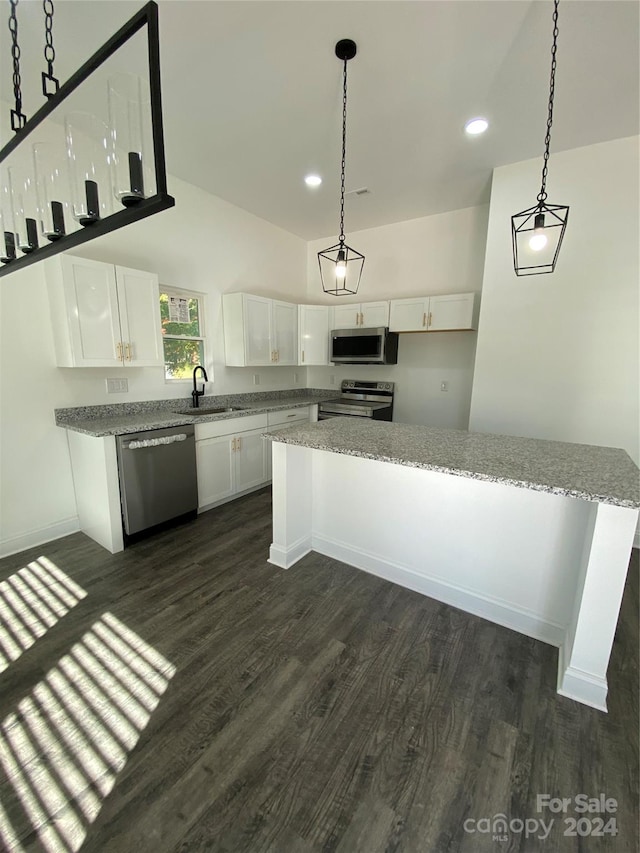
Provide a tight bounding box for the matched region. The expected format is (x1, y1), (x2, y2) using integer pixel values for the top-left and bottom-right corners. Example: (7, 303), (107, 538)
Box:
(293, 372), (299, 383)
(330, 374), (336, 385)
(253, 374), (260, 386)
(440, 381), (449, 392)
(106, 378), (128, 394)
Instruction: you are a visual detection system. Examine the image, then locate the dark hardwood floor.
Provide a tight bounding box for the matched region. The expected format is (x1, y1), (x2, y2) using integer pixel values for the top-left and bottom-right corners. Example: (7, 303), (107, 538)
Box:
(0, 487), (637, 852)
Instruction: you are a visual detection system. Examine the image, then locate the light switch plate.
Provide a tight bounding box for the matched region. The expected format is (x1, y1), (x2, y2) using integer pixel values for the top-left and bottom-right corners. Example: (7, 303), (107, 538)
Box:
(106, 378), (128, 394)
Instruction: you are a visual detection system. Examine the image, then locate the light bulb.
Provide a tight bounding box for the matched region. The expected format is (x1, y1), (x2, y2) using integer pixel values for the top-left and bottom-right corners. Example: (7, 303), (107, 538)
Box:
(304, 174), (322, 187)
(529, 231), (548, 252)
(335, 260), (347, 279)
(464, 117), (489, 135)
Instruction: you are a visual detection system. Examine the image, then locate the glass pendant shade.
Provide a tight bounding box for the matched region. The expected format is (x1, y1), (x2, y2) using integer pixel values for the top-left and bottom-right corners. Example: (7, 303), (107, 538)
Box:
(511, 201), (569, 275)
(9, 167), (39, 254)
(0, 172), (17, 263)
(65, 112), (112, 226)
(107, 73), (155, 206)
(318, 241), (364, 296)
(33, 141), (69, 241)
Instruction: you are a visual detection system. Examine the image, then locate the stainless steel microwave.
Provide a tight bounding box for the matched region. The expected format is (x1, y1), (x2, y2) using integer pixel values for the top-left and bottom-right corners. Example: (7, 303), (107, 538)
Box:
(330, 327), (399, 364)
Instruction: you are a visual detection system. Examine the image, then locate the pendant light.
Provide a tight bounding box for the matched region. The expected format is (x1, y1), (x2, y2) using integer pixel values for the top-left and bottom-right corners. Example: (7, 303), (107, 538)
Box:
(511, 0), (569, 276)
(318, 39), (364, 296)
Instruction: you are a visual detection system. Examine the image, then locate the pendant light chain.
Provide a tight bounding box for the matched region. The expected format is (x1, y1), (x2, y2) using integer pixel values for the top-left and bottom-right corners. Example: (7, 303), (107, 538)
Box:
(8, 0), (26, 131)
(338, 56), (348, 244)
(42, 0), (59, 97)
(538, 0), (560, 203)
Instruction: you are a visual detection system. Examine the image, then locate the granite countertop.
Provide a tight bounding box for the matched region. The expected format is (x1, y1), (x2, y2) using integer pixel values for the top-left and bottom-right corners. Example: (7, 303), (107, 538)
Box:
(267, 418), (640, 509)
(55, 390), (337, 437)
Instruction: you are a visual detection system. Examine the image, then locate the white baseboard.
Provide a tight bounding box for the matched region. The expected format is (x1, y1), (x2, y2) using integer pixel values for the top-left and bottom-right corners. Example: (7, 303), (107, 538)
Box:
(311, 534), (566, 648)
(557, 643), (608, 712)
(269, 536), (312, 569)
(0, 517), (80, 560)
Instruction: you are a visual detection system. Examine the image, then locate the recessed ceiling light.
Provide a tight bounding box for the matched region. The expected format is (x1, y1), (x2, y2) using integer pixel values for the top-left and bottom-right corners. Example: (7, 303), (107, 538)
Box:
(304, 174), (322, 187)
(464, 117), (489, 136)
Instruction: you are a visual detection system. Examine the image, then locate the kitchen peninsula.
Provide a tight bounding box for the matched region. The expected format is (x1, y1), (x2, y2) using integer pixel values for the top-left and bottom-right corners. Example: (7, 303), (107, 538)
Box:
(267, 419), (640, 712)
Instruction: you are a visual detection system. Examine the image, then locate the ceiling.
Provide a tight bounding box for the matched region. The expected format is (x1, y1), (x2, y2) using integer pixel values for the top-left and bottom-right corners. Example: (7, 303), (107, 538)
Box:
(1, 1), (638, 240)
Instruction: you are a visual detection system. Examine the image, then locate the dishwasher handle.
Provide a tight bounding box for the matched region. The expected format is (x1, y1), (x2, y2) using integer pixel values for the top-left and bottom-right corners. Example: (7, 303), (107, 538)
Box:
(124, 433), (189, 450)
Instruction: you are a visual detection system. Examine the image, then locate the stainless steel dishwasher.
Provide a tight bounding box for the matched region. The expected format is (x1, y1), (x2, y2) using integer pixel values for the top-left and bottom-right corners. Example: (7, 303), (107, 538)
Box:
(116, 424), (198, 538)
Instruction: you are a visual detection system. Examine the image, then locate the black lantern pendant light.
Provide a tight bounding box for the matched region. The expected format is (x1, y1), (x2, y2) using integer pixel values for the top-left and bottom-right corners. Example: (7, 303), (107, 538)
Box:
(318, 39), (364, 296)
(512, 0), (569, 276)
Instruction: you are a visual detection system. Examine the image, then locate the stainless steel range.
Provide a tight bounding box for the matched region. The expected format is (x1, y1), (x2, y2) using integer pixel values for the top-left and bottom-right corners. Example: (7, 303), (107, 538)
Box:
(318, 380), (395, 421)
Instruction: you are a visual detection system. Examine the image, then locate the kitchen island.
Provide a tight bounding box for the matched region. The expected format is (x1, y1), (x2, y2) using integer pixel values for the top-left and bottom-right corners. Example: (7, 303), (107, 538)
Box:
(267, 418), (639, 712)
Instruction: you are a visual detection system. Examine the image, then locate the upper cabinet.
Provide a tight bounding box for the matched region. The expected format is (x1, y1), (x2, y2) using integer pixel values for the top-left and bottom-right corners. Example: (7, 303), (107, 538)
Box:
(298, 305), (330, 366)
(389, 292), (479, 332)
(223, 293), (297, 366)
(331, 300), (390, 330)
(46, 255), (163, 368)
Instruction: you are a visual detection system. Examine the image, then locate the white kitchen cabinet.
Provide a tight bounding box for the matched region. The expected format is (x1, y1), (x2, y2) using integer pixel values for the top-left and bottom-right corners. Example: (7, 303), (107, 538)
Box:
(272, 300), (298, 365)
(195, 413), (269, 510)
(234, 429), (268, 492)
(196, 434), (236, 506)
(389, 292), (478, 332)
(428, 292), (478, 331)
(298, 305), (330, 365)
(331, 300), (389, 330)
(223, 293), (297, 366)
(389, 296), (431, 332)
(46, 254), (163, 368)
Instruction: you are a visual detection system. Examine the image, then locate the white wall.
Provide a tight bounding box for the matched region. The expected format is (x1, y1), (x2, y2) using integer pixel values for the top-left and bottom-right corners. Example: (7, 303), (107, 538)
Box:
(306, 205), (489, 427)
(469, 136), (639, 466)
(0, 174), (308, 555)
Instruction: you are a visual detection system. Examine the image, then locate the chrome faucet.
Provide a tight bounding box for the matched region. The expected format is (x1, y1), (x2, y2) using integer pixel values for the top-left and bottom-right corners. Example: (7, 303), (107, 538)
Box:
(192, 365), (208, 408)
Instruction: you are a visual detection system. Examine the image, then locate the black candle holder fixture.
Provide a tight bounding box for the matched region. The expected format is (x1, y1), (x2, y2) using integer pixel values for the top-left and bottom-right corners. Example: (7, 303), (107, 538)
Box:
(0, 2), (175, 278)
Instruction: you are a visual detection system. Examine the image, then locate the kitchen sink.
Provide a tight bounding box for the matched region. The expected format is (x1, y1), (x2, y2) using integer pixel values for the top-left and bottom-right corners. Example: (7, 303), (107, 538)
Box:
(171, 406), (248, 416)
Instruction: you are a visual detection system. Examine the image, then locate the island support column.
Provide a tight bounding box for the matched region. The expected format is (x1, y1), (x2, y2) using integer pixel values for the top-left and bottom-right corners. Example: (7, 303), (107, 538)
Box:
(558, 501), (639, 711)
(269, 442), (312, 569)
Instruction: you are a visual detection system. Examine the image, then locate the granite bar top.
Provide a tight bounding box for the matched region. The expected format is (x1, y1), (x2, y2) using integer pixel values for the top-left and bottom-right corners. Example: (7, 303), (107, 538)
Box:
(55, 389), (336, 437)
(267, 418), (640, 509)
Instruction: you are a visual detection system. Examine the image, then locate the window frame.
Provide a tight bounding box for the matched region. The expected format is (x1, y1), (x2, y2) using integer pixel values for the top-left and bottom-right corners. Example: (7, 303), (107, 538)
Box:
(159, 285), (207, 382)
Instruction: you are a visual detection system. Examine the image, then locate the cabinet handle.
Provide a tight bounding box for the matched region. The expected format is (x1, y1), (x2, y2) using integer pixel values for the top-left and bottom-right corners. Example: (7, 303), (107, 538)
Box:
(237, 436), (242, 451)
(116, 342), (123, 360)
(422, 312), (426, 327)
(428, 312), (433, 328)
(125, 342), (132, 361)
(232, 437), (236, 452)
(276, 350), (280, 362)
(301, 350), (305, 363)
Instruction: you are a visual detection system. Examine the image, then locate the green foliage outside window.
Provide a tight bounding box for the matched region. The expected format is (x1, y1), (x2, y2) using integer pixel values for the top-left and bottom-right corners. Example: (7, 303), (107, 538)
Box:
(160, 292), (205, 379)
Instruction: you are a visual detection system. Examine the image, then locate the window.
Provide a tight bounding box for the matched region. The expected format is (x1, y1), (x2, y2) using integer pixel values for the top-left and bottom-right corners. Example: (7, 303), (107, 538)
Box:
(159, 288), (206, 380)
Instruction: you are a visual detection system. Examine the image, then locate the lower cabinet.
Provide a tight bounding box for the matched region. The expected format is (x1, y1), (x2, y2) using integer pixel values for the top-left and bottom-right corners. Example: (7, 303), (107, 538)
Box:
(195, 407), (312, 511)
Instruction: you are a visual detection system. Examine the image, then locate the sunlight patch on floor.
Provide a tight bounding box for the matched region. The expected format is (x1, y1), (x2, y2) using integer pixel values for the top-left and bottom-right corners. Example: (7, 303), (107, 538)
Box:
(0, 612), (175, 852)
(0, 559), (87, 674)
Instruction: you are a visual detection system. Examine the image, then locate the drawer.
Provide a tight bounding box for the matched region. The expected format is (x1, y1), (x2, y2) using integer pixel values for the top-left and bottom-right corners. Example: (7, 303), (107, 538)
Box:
(267, 407), (310, 426)
(195, 413), (268, 441)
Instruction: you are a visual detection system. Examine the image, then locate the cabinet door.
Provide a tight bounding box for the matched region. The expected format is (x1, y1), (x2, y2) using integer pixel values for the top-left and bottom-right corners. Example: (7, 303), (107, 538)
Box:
(234, 429), (267, 492)
(61, 255), (122, 366)
(361, 301), (389, 327)
(389, 297), (430, 332)
(115, 266), (164, 366)
(429, 293), (476, 331)
(196, 435), (235, 508)
(244, 295), (273, 365)
(298, 305), (329, 365)
(272, 300), (297, 365)
(331, 303), (360, 330)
